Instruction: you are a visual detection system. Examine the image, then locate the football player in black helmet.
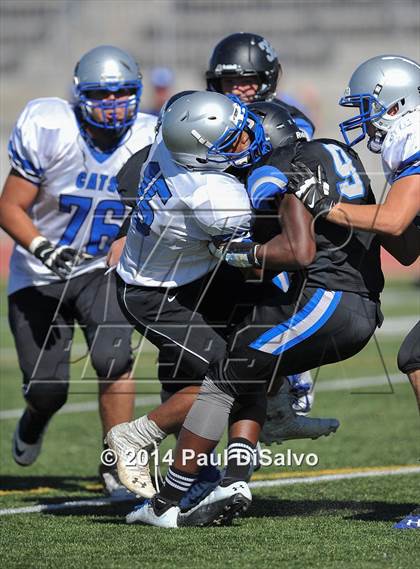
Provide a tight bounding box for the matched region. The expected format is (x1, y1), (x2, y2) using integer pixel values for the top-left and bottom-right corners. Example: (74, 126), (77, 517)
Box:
(206, 32), (315, 139)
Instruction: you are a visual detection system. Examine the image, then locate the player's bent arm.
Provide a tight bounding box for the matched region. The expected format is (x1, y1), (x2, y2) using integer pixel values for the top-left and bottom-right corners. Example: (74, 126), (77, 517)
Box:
(257, 194), (316, 269)
(327, 175), (420, 236)
(0, 170), (40, 248)
(0, 170), (80, 279)
(380, 223), (420, 266)
(107, 236), (127, 268)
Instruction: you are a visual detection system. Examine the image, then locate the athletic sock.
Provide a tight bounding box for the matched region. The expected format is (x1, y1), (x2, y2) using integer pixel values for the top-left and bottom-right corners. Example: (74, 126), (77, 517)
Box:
(19, 408), (51, 444)
(158, 466), (197, 504)
(221, 437), (256, 486)
(132, 415), (167, 447)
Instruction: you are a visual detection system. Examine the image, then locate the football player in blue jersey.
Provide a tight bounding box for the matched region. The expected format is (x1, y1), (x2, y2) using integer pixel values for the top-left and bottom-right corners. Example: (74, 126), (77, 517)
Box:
(0, 45), (157, 495)
(206, 32), (315, 139)
(288, 54), (420, 412)
(206, 32), (331, 439)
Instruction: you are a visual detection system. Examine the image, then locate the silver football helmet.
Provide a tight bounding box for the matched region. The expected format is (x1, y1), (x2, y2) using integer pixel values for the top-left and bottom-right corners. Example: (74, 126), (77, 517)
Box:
(161, 91), (270, 171)
(339, 54), (420, 152)
(73, 45), (143, 131)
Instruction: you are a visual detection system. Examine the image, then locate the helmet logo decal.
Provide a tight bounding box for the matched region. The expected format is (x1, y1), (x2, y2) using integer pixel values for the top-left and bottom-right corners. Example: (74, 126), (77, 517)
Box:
(373, 83), (383, 96)
(258, 39), (277, 63)
(231, 102), (246, 126)
(214, 63), (242, 76)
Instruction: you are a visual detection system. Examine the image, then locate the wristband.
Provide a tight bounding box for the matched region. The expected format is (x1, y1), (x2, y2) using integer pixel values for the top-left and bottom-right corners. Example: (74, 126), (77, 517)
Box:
(29, 235), (49, 254)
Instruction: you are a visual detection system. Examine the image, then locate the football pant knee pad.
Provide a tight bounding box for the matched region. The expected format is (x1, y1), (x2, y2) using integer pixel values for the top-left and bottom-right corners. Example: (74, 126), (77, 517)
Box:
(23, 380), (69, 415)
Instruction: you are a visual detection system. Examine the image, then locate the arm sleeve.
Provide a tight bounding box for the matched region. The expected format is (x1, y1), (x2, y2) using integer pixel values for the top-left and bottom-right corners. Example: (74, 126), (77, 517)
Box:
(382, 112), (420, 183)
(392, 151), (420, 182)
(8, 104), (47, 185)
(247, 164), (288, 209)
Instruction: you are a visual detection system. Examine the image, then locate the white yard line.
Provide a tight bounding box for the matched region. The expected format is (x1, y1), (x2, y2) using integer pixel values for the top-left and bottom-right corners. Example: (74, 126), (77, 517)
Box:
(0, 395), (161, 420)
(0, 373), (408, 420)
(0, 465), (418, 516)
(249, 466), (420, 489)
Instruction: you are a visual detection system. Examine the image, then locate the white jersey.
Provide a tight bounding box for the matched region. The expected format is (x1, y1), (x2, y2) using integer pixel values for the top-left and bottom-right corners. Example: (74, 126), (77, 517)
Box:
(117, 138), (252, 288)
(381, 106), (420, 184)
(7, 97), (157, 294)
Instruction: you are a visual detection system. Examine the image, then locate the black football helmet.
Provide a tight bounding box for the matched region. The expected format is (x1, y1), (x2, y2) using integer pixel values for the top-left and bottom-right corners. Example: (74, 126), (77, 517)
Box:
(206, 33), (281, 101)
(248, 101), (303, 149)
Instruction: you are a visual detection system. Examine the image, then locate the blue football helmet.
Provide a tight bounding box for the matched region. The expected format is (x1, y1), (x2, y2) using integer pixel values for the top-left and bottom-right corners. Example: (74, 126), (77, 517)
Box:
(73, 45), (143, 131)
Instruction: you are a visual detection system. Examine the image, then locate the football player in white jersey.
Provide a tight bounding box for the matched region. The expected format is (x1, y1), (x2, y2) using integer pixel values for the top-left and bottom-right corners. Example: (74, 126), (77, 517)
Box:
(0, 45), (157, 493)
(286, 54), (420, 411)
(105, 91), (275, 503)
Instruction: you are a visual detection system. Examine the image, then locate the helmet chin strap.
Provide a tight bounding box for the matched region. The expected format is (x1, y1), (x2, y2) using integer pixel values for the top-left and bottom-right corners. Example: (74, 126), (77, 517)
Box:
(367, 130), (386, 154)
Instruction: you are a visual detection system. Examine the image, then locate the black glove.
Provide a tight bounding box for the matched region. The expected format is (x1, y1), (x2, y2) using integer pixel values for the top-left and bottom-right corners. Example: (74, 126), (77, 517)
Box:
(29, 236), (81, 279)
(208, 239), (261, 268)
(288, 161), (336, 218)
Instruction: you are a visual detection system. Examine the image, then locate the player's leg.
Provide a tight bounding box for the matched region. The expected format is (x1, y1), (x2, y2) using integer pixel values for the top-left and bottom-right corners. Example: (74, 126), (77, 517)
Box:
(73, 270), (135, 436)
(72, 269), (135, 495)
(131, 288), (379, 527)
(106, 273), (228, 497)
(397, 320), (420, 413)
(8, 284), (74, 466)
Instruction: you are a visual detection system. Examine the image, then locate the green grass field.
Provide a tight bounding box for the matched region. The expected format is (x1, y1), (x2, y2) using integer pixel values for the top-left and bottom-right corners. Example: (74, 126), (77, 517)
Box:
(0, 280), (419, 568)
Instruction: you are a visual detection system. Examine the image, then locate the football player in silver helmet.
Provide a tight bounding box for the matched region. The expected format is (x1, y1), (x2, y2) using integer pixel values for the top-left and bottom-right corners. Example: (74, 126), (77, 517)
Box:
(0, 45), (157, 495)
(287, 54), (420, 412)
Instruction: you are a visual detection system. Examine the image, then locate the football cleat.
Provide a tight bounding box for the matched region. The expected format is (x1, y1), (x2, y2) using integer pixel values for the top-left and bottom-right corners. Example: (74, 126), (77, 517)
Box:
(99, 463), (137, 500)
(179, 465), (222, 511)
(126, 498), (180, 528)
(105, 422), (157, 498)
(178, 480), (252, 527)
(260, 380), (339, 445)
(12, 409), (49, 466)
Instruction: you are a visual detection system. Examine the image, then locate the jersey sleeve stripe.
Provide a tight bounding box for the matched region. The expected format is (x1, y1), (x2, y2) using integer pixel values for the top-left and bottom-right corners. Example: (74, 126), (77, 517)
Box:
(393, 164), (420, 182)
(393, 150), (420, 182)
(8, 140), (44, 181)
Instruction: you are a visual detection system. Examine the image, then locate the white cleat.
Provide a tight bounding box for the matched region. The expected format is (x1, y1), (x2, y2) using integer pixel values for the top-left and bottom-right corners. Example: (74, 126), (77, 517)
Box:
(105, 422), (156, 498)
(12, 414), (48, 467)
(126, 499), (180, 528)
(178, 480), (252, 527)
(261, 380), (339, 445)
